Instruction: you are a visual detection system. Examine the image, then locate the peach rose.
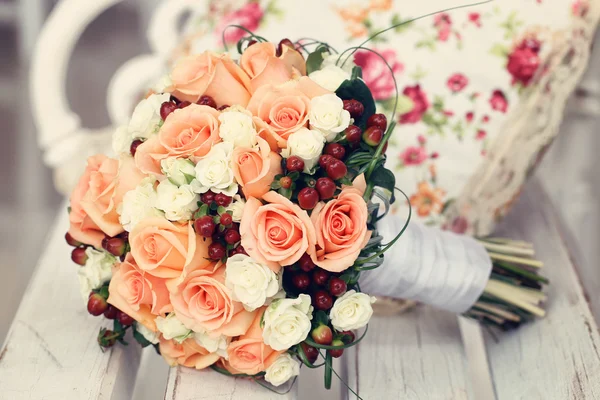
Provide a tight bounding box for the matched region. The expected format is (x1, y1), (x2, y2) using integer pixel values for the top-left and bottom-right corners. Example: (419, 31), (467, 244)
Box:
(240, 42), (306, 93)
(107, 254), (170, 331)
(240, 191), (316, 272)
(159, 337), (220, 370)
(247, 77), (331, 150)
(129, 217), (212, 279)
(171, 51), (252, 106)
(222, 307), (282, 375)
(310, 174), (371, 272)
(168, 262), (256, 336)
(135, 104), (222, 175)
(68, 155), (110, 248)
(231, 137), (282, 199)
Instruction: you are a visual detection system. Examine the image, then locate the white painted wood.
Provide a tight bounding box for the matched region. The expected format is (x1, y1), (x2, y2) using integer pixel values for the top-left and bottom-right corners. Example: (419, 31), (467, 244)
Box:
(165, 365), (298, 400)
(458, 317), (496, 400)
(0, 203), (142, 400)
(485, 179), (600, 399)
(348, 306), (471, 399)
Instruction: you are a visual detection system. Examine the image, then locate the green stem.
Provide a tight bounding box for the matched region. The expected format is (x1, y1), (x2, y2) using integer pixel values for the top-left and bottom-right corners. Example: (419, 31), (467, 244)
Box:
(324, 352), (333, 390)
(363, 121), (396, 201)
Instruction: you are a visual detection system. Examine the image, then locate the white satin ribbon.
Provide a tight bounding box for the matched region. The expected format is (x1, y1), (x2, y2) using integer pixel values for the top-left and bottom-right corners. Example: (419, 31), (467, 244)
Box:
(359, 215), (492, 313)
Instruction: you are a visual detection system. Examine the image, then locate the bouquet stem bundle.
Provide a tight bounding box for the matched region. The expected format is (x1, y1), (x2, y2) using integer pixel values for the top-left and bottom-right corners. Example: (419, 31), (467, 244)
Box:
(466, 238), (549, 330)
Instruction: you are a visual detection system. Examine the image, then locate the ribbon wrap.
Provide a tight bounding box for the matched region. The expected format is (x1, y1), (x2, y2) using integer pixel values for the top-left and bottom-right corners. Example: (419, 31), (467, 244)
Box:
(359, 215), (492, 313)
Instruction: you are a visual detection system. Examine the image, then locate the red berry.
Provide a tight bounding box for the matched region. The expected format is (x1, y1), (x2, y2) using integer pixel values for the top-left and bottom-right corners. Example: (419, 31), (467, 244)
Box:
(328, 277), (347, 297)
(71, 247), (88, 266)
(224, 229), (241, 245)
(218, 104), (230, 111)
(98, 329), (118, 348)
(160, 101), (178, 120)
(65, 232), (81, 247)
(230, 244), (248, 257)
(343, 99), (364, 119)
(345, 125), (362, 144)
(208, 242), (226, 260)
(298, 253), (315, 272)
(195, 215), (216, 238)
(280, 176), (292, 189)
(311, 324), (333, 345)
(329, 339), (345, 358)
(103, 237), (126, 257)
(220, 213), (233, 226)
(87, 293), (108, 316)
(201, 191), (215, 204)
(362, 126), (383, 146)
(312, 269), (330, 286)
(103, 305), (119, 320)
(297, 187), (319, 210)
(315, 177), (336, 200)
(367, 113), (387, 131)
(215, 193), (232, 207)
(178, 101), (192, 109)
(197, 95), (217, 108)
(325, 160), (347, 181)
(292, 272), (311, 291)
(324, 143), (346, 160)
(300, 342), (319, 364)
(117, 311), (134, 326)
(313, 290), (333, 310)
(130, 139), (143, 157)
(277, 38), (295, 56)
(286, 156), (305, 172)
(319, 155), (335, 169)
(339, 330), (356, 344)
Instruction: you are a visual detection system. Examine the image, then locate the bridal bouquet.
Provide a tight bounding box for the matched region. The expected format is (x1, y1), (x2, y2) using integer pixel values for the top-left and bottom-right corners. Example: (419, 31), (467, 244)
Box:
(65, 15), (547, 394)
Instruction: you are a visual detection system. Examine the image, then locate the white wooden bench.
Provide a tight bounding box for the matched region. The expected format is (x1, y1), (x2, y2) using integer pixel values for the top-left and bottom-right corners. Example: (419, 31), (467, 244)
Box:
(1, 179), (599, 399)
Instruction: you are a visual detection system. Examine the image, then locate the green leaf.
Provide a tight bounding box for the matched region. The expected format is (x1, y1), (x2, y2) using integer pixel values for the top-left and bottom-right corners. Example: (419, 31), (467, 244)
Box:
(306, 46), (330, 75)
(351, 66), (363, 80)
(369, 167), (396, 194)
(313, 310), (329, 326)
(132, 326), (152, 348)
(490, 43), (509, 58)
(67, 206), (72, 214)
(113, 319), (125, 335)
(335, 79), (376, 129)
(287, 171), (300, 181)
(279, 187), (292, 199)
(271, 180), (282, 190)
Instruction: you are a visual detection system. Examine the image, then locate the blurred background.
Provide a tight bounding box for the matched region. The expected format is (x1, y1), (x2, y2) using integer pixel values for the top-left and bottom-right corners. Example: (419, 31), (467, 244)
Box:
(0, 0), (599, 348)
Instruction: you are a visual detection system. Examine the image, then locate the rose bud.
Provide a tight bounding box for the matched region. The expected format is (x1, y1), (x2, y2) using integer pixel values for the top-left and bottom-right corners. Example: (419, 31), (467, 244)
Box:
(300, 342), (319, 364)
(286, 156), (305, 172)
(342, 99), (364, 119)
(98, 329), (118, 349)
(159, 101), (177, 120)
(315, 177), (336, 200)
(65, 232), (82, 247)
(103, 305), (119, 320)
(311, 324), (333, 345)
(324, 143), (346, 160)
(71, 247), (88, 266)
(345, 125), (362, 144)
(329, 339), (345, 358)
(366, 113), (387, 131)
(298, 253), (316, 272)
(362, 126), (383, 146)
(298, 187), (319, 210)
(117, 311), (135, 326)
(104, 237), (126, 257)
(197, 95), (217, 108)
(328, 277), (347, 297)
(325, 159), (347, 181)
(87, 292), (108, 316)
(195, 215), (216, 238)
(312, 290), (333, 310)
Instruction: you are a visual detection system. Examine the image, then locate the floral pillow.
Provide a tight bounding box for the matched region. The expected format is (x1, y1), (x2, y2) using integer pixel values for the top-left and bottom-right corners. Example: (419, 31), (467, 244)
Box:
(177, 0), (599, 235)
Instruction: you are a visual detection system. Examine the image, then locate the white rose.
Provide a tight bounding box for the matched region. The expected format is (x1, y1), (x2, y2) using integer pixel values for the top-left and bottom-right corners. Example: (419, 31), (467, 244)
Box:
(262, 294), (313, 351)
(281, 128), (325, 173)
(161, 158), (196, 186)
(135, 322), (159, 345)
(309, 94), (351, 141)
(330, 290), (375, 331)
(321, 53), (354, 73)
(193, 330), (229, 358)
(225, 254), (279, 312)
(155, 180), (199, 221)
(264, 353), (300, 387)
(77, 248), (115, 302)
(118, 177), (163, 231)
(156, 313), (192, 343)
(218, 107), (258, 148)
(224, 195), (245, 222)
(112, 125), (131, 155)
(128, 93), (170, 140)
(152, 74), (173, 93)
(309, 64), (350, 92)
(191, 142), (238, 196)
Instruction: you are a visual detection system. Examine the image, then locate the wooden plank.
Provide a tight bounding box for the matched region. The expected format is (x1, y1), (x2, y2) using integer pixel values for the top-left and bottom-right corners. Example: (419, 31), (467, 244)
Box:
(0, 206), (142, 400)
(348, 306), (471, 399)
(165, 365), (298, 400)
(486, 179), (600, 399)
